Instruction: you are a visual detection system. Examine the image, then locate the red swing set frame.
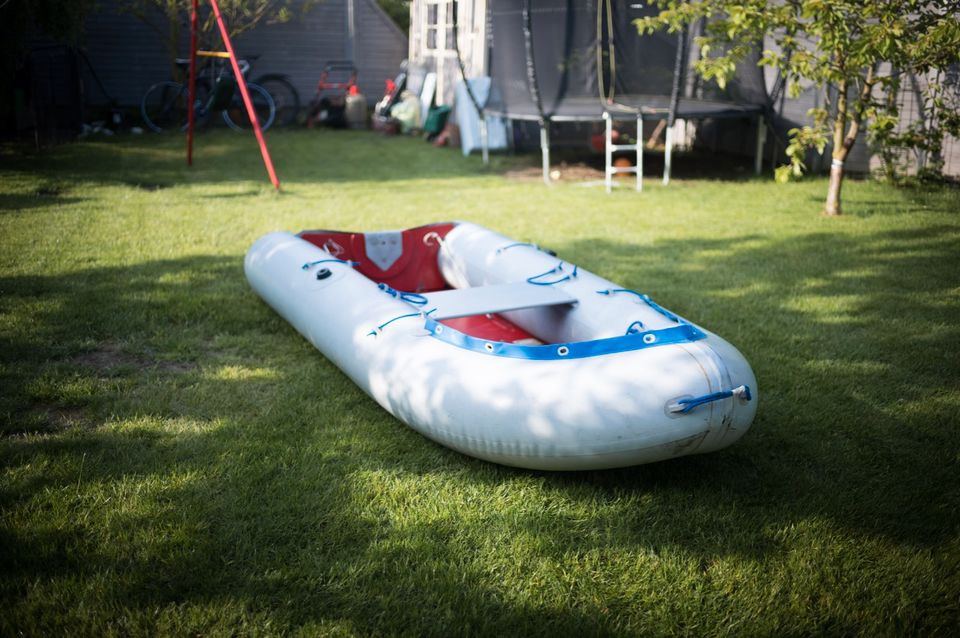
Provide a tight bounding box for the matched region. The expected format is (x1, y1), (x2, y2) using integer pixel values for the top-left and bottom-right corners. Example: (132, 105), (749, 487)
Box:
(186, 0), (280, 190)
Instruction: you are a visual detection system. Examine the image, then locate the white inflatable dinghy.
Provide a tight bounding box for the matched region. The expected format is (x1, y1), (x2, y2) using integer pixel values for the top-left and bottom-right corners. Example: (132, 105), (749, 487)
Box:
(245, 221), (757, 470)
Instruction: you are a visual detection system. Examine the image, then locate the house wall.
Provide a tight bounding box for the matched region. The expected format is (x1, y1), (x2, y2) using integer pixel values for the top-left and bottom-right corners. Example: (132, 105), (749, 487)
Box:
(80, 3), (176, 107)
(409, 0), (486, 106)
(80, 0), (407, 109)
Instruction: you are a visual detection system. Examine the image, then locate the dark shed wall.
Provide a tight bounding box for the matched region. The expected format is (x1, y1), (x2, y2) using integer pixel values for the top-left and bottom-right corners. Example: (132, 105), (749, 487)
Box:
(81, 0), (406, 108)
(354, 0), (409, 99)
(233, 1), (348, 103)
(80, 4), (174, 107)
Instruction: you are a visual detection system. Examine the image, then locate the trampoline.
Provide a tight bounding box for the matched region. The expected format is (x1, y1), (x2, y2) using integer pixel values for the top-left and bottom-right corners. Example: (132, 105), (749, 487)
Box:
(468, 0), (769, 190)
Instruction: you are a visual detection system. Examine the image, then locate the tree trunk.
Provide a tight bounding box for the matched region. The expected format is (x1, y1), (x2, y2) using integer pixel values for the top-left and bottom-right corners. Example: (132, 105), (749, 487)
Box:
(824, 158), (844, 216)
(823, 67), (874, 217)
(824, 77), (848, 216)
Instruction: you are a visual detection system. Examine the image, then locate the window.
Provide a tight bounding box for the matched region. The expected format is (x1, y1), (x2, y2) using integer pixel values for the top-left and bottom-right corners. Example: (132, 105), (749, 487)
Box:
(424, 1), (454, 52)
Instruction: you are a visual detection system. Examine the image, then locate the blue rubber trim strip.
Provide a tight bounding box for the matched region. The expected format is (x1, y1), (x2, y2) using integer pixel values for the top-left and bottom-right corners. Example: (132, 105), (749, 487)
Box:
(424, 317), (706, 360)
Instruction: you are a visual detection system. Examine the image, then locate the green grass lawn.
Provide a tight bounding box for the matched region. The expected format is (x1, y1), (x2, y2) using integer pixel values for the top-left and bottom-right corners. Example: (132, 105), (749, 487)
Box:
(1, 129), (959, 636)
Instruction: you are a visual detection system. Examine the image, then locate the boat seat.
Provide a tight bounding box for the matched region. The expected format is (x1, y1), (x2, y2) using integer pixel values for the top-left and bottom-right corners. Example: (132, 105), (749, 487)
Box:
(421, 282), (577, 320)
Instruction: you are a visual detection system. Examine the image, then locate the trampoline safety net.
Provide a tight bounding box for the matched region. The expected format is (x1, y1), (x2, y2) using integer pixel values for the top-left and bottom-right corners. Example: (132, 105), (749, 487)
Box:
(485, 0), (768, 122)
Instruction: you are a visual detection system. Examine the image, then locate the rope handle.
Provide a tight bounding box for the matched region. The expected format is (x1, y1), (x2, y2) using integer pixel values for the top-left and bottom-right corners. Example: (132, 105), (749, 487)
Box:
(423, 231), (445, 248)
(497, 242), (538, 254)
(377, 282), (428, 306)
(368, 308), (436, 337)
(496, 242), (558, 257)
(668, 385), (752, 414)
(528, 261), (578, 286)
(625, 320), (645, 335)
(597, 289), (680, 323)
(302, 258), (359, 271)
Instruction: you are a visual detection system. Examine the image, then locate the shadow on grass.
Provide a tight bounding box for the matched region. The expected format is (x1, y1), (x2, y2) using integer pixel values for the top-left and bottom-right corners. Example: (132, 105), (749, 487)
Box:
(1, 129), (829, 194)
(1, 220), (958, 633)
(0, 130), (495, 193)
(0, 192), (88, 212)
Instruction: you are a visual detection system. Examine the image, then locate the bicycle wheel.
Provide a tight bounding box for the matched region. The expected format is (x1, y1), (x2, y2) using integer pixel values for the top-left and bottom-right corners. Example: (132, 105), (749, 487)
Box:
(222, 83), (276, 132)
(254, 74), (301, 126)
(141, 81), (211, 133)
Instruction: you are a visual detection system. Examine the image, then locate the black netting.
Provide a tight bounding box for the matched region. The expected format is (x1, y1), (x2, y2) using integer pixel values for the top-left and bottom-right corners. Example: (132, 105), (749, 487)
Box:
(487, 0), (598, 119)
(608, 1), (678, 99)
(486, 0), (767, 122)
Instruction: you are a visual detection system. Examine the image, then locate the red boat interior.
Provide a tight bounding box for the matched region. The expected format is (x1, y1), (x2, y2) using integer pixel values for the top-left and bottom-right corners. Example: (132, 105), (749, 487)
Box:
(299, 223), (539, 344)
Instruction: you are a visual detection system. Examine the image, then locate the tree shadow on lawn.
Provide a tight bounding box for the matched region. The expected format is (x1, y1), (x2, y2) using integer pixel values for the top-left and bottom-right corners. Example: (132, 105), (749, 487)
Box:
(546, 224), (960, 549)
(0, 255), (608, 633)
(0, 191), (88, 212)
(0, 130), (496, 193)
(1, 223), (959, 633)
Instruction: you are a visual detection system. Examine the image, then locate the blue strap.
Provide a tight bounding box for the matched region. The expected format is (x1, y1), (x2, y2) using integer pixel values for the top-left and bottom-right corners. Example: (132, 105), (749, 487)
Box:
(672, 385), (752, 414)
(377, 282), (427, 306)
(597, 289), (680, 323)
(368, 308), (436, 337)
(425, 316), (705, 360)
(625, 320), (644, 334)
(497, 242), (538, 254)
(367, 313), (421, 337)
(302, 258), (359, 271)
(528, 261), (578, 286)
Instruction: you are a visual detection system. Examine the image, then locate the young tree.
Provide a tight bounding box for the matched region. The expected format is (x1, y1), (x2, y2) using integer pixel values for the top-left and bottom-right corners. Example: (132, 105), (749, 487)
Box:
(636, 0), (960, 215)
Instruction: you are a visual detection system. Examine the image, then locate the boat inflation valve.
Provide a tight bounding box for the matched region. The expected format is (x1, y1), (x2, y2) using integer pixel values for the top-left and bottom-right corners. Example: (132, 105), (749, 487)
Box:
(315, 268), (332, 280)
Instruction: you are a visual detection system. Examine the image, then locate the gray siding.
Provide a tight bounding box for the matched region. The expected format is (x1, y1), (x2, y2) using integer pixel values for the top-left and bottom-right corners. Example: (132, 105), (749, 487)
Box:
(354, 0), (409, 100)
(80, 4), (175, 107)
(233, 1), (349, 104)
(81, 0), (407, 109)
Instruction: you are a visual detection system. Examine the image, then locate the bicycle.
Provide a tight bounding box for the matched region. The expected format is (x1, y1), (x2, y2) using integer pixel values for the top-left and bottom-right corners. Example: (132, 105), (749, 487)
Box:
(140, 56), (275, 133)
(252, 69), (300, 127)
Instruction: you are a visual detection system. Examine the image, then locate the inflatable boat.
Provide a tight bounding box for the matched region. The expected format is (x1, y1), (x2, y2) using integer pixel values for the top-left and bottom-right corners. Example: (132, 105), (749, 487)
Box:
(245, 221), (757, 470)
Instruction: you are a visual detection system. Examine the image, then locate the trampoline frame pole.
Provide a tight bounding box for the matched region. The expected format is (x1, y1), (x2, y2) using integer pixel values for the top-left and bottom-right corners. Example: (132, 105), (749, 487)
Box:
(541, 122), (551, 186)
(636, 115), (643, 192)
(480, 116), (489, 165)
(754, 115), (766, 175)
(663, 125), (673, 185)
(605, 113), (613, 193)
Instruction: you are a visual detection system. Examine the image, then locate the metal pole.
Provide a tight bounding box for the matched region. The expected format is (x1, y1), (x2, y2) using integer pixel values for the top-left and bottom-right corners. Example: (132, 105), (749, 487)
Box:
(346, 0), (356, 63)
(541, 122), (551, 186)
(605, 113), (613, 194)
(480, 116), (489, 165)
(663, 125), (673, 185)
(186, 0), (198, 166)
(208, 0), (280, 190)
(754, 115), (766, 175)
(636, 115), (643, 192)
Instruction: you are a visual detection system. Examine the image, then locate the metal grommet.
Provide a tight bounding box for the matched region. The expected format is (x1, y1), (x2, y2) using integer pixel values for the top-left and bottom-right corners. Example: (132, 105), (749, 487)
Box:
(435, 325), (443, 334)
(643, 334), (656, 344)
(484, 342), (495, 352)
(557, 346), (570, 356)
